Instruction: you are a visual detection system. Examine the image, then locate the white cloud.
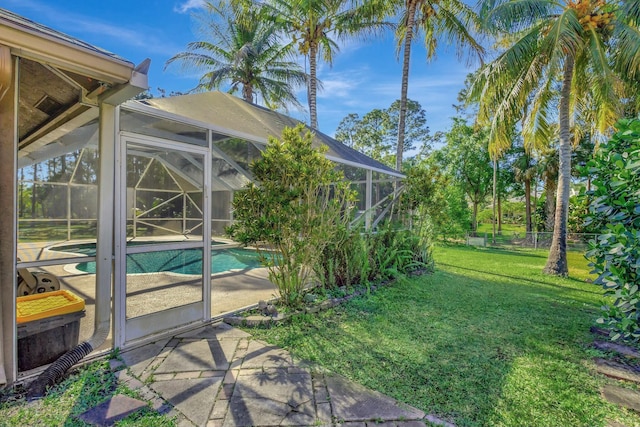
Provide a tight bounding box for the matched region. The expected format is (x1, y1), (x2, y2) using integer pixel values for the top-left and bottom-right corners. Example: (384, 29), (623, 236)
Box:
(317, 67), (370, 99)
(314, 65), (469, 135)
(174, 0), (206, 13)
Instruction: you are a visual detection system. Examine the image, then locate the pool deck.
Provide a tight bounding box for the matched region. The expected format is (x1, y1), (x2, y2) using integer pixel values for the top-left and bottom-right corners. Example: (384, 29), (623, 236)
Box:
(50, 264), (277, 353)
(17, 239), (277, 350)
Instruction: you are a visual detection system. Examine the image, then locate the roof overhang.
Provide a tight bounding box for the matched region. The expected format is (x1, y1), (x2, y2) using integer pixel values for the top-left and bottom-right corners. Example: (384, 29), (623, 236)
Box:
(1, 8), (149, 155)
(0, 13), (135, 84)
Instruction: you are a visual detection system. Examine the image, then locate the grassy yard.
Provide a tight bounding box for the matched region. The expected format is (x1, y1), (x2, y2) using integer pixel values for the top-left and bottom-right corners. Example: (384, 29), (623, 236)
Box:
(248, 245), (640, 427)
(0, 357), (174, 427)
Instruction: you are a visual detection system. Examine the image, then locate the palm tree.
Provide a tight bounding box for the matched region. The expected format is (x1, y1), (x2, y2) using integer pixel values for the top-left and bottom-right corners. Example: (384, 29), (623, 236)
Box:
(165, 1), (308, 110)
(471, 0), (640, 276)
(537, 147), (559, 232)
(264, 0), (388, 130)
(513, 147), (537, 236)
(393, 0), (484, 171)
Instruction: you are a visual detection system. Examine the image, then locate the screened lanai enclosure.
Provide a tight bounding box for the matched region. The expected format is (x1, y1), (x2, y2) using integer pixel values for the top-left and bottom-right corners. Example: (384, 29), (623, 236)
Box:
(14, 90), (404, 369)
(1, 0), (403, 385)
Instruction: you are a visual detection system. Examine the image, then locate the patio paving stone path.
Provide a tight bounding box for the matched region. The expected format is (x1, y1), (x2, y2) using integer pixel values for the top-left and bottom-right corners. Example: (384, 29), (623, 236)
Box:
(109, 322), (451, 427)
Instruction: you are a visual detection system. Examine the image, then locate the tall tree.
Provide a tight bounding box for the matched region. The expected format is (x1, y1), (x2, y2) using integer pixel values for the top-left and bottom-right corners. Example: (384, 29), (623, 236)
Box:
(265, 0), (388, 129)
(537, 147), (559, 232)
(513, 146), (537, 235)
(434, 118), (493, 233)
(471, 1), (640, 276)
(335, 98), (430, 166)
(165, 1), (307, 110)
(393, 0), (483, 171)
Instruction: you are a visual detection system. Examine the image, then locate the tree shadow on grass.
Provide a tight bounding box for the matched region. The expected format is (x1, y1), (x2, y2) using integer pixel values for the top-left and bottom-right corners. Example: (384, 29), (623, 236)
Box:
(259, 269), (629, 427)
(437, 262), (602, 297)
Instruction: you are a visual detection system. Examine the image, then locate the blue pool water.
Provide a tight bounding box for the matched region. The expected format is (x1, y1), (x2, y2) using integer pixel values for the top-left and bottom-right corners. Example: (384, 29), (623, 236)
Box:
(51, 243), (263, 274)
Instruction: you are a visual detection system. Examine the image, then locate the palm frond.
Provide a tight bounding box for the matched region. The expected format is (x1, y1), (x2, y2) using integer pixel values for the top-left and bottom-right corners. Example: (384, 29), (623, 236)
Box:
(539, 8), (583, 61)
(522, 70), (555, 152)
(482, 0), (556, 33)
(612, 23), (640, 82)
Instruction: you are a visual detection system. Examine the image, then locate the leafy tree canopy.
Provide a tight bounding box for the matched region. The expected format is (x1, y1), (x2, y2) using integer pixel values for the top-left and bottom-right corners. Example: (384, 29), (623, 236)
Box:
(335, 99), (431, 168)
(584, 118), (640, 341)
(431, 117), (492, 232)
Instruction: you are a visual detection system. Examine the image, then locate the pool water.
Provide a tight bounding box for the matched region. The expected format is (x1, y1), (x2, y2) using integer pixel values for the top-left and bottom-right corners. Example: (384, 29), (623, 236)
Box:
(54, 244), (264, 275)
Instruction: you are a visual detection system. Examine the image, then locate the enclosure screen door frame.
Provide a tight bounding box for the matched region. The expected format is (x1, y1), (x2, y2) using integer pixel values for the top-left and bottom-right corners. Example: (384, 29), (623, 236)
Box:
(114, 132), (211, 348)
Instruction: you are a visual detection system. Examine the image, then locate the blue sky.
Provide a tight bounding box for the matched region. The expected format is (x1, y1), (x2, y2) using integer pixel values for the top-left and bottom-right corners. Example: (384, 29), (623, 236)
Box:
(1, 0), (480, 141)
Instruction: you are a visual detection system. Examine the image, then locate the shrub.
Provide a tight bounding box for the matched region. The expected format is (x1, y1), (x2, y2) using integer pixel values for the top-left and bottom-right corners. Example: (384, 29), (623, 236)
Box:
(227, 125), (355, 307)
(313, 222), (369, 289)
(314, 217), (433, 291)
(313, 161), (435, 292)
(584, 118), (640, 341)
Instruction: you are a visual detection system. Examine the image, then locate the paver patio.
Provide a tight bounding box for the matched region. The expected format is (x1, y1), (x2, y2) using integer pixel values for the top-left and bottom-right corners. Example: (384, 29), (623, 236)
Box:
(114, 322), (439, 427)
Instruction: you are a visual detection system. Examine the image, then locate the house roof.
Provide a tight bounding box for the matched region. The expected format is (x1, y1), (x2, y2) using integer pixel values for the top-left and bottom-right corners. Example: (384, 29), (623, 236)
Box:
(135, 92), (403, 178)
(2, 7), (148, 157)
(0, 8), (131, 68)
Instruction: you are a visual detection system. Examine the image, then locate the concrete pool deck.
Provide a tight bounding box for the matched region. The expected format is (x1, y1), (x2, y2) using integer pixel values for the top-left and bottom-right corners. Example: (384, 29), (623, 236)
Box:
(45, 264), (278, 353)
(17, 240), (278, 358)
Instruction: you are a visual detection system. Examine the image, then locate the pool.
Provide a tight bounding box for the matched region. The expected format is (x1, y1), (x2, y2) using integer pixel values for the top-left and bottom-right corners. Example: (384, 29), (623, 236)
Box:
(50, 243), (264, 275)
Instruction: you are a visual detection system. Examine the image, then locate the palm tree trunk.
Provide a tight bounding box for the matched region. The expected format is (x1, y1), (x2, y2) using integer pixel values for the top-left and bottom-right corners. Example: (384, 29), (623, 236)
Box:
(492, 159), (497, 243)
(396, 0), (417, 172)
(498, 194), (502, 233)
(525, 178), (532, 234)
(242, 83), (253, 103)
(544, 175), (556, 232)
(544, 56), (574, 276)
(496, 159), (502, 234)
(309, 44), (318, 130)
(472, 200), (478, 235)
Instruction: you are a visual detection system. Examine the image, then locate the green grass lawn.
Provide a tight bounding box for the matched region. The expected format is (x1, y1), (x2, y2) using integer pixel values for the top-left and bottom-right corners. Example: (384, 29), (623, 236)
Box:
(247, 245), (640, 427)
(0, 357), (174, 427)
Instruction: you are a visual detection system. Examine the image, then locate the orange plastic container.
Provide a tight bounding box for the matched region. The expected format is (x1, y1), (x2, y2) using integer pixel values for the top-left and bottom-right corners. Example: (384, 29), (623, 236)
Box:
(16, 290), (85, 324)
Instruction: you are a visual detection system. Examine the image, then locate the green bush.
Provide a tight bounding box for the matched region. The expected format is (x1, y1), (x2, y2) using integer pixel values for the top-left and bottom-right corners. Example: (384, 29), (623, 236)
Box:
(584, 118), (640, 341)
(314, 219), (433, 291)
(227, 125), (355, 307)
(313, 223), (369, 289)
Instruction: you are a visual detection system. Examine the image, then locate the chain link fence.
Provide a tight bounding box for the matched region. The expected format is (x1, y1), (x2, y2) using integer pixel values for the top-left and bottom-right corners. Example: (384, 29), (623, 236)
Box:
(458, 231), (599, 251)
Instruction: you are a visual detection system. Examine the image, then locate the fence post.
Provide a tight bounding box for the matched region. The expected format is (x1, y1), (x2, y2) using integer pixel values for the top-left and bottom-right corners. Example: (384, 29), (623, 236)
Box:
(534, 232), (538, 249)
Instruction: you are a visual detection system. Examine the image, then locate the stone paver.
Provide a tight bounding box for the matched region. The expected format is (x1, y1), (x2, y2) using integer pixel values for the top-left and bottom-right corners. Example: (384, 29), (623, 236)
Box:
(119, 337), (171, 377)
(116, 323), (433, 427)
(326, 374), (426, 421)
(211, 400), (229, 419)
(240, 340), (293, 369)
(76, 394), (147, 426)
(602, 384), (640, 412)
(155, 339), (238, 373)
(150, 377), (223, 427)
(223, 396), (314, 426)
(595, 358), (640, 383)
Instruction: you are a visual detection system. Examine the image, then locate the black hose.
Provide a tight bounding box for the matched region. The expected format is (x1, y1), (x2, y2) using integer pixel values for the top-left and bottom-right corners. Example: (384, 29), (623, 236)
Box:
(27, 341), (93, 399)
